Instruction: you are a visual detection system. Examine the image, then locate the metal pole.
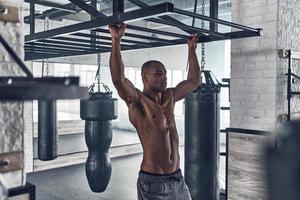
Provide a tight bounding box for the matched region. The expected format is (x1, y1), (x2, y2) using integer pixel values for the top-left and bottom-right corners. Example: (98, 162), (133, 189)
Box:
(113, 0), (124, 15)
(30, 2), (35, 35)
(192, 0), (198, 27)
(225, 130), (228, 200)
(90, 0), (97, 50)
(0, 34), (33, 78)
(30, 2), (35, 55)
(210, 0), (218, 31)
(287, 50), (292, 121)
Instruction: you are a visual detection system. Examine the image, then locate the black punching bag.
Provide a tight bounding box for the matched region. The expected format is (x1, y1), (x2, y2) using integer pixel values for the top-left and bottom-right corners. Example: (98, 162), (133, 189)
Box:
(38, 100), (57, 161)
(184, 70), (220, 200)
(265, 120), (300, 200)
(80, 92), (118, 192)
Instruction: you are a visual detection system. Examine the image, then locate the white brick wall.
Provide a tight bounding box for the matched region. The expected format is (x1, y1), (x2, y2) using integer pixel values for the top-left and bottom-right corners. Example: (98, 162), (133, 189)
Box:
(0, 0), (30, 189)
(277, 0), (300, 119)
(231, 0), (300, 130)
(231, 0), (278, 131)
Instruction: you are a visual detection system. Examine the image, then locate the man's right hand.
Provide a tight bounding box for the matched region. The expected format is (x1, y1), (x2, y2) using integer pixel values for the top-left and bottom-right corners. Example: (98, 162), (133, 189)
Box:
(109, 23), (126, 40)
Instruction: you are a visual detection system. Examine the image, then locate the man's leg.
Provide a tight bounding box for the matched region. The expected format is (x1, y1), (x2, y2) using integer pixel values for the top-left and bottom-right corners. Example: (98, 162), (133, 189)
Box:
(137, 176), (148, 200)
(176, 177), (192, 200)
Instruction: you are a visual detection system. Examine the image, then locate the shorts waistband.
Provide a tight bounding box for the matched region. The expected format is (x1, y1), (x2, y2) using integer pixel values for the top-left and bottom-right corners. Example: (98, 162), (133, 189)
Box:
(140, 169), (181, 177)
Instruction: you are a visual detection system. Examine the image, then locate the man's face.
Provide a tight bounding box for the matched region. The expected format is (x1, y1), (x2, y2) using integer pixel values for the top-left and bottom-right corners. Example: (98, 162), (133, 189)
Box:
(143, 63), (167, 92)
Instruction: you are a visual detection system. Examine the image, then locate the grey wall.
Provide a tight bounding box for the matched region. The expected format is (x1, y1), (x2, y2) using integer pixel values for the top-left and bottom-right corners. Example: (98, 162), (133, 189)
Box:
(231, 0), (278, 131)
(276, 0), (300, 120)
(229, 0), (300, 199)
(0, 0), (32, 188)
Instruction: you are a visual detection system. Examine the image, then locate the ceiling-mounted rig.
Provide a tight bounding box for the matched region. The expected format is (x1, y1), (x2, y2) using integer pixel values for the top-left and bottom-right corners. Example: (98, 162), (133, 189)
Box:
(24, 0), (262, 61)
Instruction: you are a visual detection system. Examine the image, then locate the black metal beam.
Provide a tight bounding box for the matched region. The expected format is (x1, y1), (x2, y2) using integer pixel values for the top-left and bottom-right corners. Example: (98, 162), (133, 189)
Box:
(210, 0), (218, 31)
(90, 0), (97, 49)
(174, 8), (260, 32)
(192, 0), (198, 27)
(0, 77), (80, 85)
(72, 32), (152, 47)
(25, 43), (101, 52)
(30, 2), (35, 35)
(25, 0), (77, 13)
(113, 0), (124, 15)
(25, 50), (105, 61)
(24, 2), (78, 23)
(225, 128), (271, 136)
(95, 28), (174, 44)
(69, 0), (105, 18)
(54, 36), (112, 46)
(148, 18), (226, 38)
(27, 40), (110, 50)
(0, 34), (33, 78)
(287, 49), (292, 121)
(66, 0), (189, 41)
(25, 3), (174, 42)
(28, 39), (110, 50)
(170, 29), (261, 44)
(126, 24), (189, 39)
(51, 36), (136, 50)
(127, 0), (198, 35)
(25, 29), (261, 61)
(25, 46), (89, 55)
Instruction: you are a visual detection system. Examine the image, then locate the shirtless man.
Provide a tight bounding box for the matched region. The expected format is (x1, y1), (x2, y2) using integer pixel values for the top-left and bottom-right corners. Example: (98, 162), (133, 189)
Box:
(109, 23), (201, 200)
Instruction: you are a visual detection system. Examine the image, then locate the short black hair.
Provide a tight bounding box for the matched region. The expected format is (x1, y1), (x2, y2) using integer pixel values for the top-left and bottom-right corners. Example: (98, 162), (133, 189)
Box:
(141, 60), (163, 75)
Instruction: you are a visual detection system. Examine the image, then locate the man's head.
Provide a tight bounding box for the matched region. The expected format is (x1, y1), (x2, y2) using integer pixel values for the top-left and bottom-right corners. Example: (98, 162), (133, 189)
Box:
(141, 60), (167, 92)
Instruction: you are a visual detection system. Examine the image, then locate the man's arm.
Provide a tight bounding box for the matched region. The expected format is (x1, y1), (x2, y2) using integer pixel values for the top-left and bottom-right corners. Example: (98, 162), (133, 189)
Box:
(173, 34), (201, 101)
(109, 23), (138, 105)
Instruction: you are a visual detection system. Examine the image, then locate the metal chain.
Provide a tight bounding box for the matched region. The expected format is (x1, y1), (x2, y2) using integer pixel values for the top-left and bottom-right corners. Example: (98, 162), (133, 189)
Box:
(200, 0), (206, 70)
(45, 16), (50, 76)
(96, 1), (101, 85)
(42, 16), (50, 77)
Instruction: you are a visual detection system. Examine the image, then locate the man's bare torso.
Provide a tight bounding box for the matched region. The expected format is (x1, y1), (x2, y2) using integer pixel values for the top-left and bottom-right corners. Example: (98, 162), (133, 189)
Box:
(128, 89), (180, 174)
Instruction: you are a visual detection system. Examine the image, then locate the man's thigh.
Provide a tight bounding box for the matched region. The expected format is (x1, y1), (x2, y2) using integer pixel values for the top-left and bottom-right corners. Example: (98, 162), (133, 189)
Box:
(175, 180), (192, 200)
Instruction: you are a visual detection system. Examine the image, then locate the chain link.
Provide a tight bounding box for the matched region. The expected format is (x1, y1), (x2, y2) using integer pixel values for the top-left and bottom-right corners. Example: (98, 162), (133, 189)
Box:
(96, 0), (101, 84)
(42, 16), (50, 77)
(200, 0), (206, 70)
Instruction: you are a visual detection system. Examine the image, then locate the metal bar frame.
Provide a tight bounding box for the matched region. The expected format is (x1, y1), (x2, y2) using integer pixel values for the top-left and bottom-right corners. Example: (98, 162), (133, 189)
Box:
(284, 49), (300, 121)
(25, 0), (77, 13)
(113, 0), (124, 15)
(210, 0), (218, 31)
(127, 0), (198, 35)
(0, 34), (33, 77)
(28, 39), (110, 50)
(25, 2), (174, 42)
(25, 43), (100, 52)
(94, 28), (174, 44)
(25, 1), (262, 61)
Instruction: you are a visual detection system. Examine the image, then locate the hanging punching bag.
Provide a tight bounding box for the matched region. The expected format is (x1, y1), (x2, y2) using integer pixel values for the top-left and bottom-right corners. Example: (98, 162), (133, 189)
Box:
(38, 100), (57, 161)
(184, 70), (220, 200)
(80, 91), (118, 192)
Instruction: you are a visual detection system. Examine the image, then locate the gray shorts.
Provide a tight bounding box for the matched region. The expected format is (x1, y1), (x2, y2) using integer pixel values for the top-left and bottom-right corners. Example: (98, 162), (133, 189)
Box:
(137, 169), (192, 200)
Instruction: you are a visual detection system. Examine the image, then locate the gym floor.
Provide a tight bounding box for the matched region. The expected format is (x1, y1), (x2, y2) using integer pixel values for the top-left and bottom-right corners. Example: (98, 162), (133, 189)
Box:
(27, 147), (226, 200)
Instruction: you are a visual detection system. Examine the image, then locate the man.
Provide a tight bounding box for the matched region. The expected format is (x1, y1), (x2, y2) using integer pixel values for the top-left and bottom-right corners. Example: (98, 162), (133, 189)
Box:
(109, 23), (201, 200)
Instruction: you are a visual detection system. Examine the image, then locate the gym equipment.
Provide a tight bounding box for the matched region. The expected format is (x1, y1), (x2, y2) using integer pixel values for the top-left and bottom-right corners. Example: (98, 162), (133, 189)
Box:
(185, 70), (221, 200)
(80, 50), (118, 192)
(279, 49), (300, 121)
(265, 120), (300, 200)
(38, 99), (57, 161)
(80, 91), (117, 192)
(24, 0), (262, 61)
(37, 17), (58, 161)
